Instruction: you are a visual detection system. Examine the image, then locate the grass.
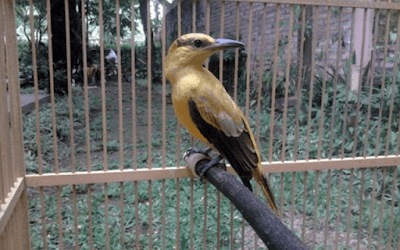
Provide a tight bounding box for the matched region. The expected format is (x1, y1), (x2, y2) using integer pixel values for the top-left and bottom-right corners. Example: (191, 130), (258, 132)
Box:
(23, 70), (400, 249)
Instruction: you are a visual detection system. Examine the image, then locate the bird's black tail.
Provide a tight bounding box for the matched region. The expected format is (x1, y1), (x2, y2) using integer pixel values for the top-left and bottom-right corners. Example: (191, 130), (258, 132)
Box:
(252, 167), (278, 213)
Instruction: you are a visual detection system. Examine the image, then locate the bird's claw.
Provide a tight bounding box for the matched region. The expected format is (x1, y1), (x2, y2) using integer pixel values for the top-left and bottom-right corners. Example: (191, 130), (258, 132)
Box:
(197, 155), (225, 180)
(183, 148), (225, 182)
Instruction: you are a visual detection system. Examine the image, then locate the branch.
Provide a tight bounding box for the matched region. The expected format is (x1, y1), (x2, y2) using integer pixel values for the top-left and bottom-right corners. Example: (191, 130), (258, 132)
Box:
(184, 152), (309, 250)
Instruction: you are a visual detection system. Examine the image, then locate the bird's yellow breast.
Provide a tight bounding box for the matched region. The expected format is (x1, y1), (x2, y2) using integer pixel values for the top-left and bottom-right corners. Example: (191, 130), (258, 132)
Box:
(170, 66), (243, 144)
(171, 68), (209, 143)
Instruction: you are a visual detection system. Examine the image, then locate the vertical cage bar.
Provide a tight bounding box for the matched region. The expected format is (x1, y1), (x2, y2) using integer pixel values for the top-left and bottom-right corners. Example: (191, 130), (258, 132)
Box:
(146, 0), (152, 171)
(119, 182), (125, 249)
(301, 171), (308, 242)
(203, 184), (208, 250)
(99, 0), (108, 171)
(387, 166), (398, 246)
(190, 1), (197, 247)
(0, 0), (9, 200)
(233, 1), (240, 103)
(340, 8), (355, 158)
(279, 171), (284, 217)
(384, 11), (400, 155)
(351, 8), (368, 157)
(317, 6), (331, 159)
(305, 6), (319, 160)
(397, 116), (400, 155)
(130, 1), (140, 245)
(81, 0), (92, 172)
(190, 178), (194, 250)
(39, 187), (48, 250)
(290, 170), (296, 230)
(28, 0), (44, 175)
(0, 0), (8, 200)
(268, 4), (280, 162)
(219, 1), (225, 84)
(321, 7), (332, 249)
(192, 0), (196, 31)
(176, 2), (182, 249)
(204, 6), (211, 246)
(217, 2), (225, 249)
(323, 169), (332, 249)
(161, 2), (167, 170)
(72, 184), (79, 249)
(362, 10), (379, 158)
(230, 203), (234, 250)
(217, 191), (221, 249)
(310, 170), (320, 249)
(328, 7), (343, 159)
(116, 0), (124, 170)
(293, 5), (306, 161)
(87, 184), (94, 250)
(175, 179), (181, 250)
(345, 169), (355, 249)
(134, 181), (140, 250)
(4, 0), (24, 178)
(65, 0), (76, 173)
(256, 3), (267, 146)
(377, 167), (388, 249)
(281, 4), (294, 162)
(176, 0), (182, 169)
(291, 5), (307, 231)
(334, 169), (344, 250)
(130, 0), (137, 170)
(367, 168), (378, 249)
(356, 168), (366, 250)
(244, 2), (253, 119)
(189, 178), (194, 249)
(162, 178), (166, 249)
(0, 0), (4, 205)
(56, 186), (63, 249)
(104, 183), (110, 250)
(375, 9), (391, 157)
(22, 189), (32, 249)
(148, 179), (153, 249)
(46, 0), (60, 174)
(99, 3), (109, 249)
(161, 1), (167, 249)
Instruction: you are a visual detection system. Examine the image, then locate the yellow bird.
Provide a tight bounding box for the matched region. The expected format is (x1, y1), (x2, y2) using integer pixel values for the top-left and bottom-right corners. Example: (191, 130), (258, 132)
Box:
(165, 33), (277, 213)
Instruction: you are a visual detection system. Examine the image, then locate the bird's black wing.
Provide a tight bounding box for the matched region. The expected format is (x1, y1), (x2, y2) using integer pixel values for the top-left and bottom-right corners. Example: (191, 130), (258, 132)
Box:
(188, 98), (258, 189)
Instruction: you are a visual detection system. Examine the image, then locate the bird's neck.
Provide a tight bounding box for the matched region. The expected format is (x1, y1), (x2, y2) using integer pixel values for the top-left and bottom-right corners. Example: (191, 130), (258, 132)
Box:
(165, 61), (205, 86)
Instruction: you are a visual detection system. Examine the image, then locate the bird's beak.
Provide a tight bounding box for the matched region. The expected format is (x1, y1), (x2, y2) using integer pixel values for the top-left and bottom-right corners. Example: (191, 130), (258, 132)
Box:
(208, 38), (244, 51)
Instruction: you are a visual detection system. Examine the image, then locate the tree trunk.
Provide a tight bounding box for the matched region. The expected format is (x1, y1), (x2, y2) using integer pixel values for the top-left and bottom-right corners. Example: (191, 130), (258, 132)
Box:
(138, 0), (157, 81)
(300, 6), (313, 90)
(50, 0), (82, 95)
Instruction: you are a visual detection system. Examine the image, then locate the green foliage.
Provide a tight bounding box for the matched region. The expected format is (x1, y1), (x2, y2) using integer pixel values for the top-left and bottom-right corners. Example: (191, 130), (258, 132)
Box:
(18, 41), (49, 90)
(22, 88), (108, 173)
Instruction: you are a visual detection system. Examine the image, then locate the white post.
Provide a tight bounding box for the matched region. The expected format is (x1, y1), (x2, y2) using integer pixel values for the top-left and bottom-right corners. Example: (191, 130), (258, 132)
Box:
(350, 7), (374, 91)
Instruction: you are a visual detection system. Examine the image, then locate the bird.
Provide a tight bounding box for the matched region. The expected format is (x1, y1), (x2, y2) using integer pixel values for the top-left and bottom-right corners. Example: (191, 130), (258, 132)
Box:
(164, 33), (277, 213)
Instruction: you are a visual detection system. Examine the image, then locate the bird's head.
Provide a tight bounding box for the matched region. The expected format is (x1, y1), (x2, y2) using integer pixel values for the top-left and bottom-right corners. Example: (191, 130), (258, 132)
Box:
(165, 33), (244, 82)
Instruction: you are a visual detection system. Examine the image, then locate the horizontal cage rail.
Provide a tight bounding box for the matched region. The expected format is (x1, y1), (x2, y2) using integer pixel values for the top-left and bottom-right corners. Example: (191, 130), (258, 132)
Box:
(25, 155), (400, 187)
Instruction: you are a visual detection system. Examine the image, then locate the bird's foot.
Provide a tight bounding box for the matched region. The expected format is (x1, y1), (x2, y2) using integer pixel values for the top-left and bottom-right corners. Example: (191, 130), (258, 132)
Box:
(197, 155), (225, 180)
(183, 148), (225, 182)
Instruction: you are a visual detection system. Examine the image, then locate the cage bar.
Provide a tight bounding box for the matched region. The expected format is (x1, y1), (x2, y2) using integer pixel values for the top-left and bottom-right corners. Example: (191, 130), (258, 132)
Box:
(2, 0), (400, 249)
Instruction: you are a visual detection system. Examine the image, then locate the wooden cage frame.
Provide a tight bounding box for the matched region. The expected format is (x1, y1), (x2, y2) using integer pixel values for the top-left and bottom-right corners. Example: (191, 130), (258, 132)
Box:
(1, 0), (400, 249)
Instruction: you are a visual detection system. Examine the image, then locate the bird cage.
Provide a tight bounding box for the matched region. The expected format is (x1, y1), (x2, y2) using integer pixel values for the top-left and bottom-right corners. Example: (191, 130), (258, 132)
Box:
(1, 0), (400, 249)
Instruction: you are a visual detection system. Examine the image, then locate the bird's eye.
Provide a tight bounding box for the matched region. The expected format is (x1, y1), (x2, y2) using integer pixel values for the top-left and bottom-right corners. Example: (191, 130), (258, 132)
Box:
(193, 39), (203, 48)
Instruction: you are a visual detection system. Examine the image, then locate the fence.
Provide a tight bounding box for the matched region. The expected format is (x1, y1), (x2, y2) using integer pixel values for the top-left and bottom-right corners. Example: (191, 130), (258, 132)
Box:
(1, 0), (400, 249)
